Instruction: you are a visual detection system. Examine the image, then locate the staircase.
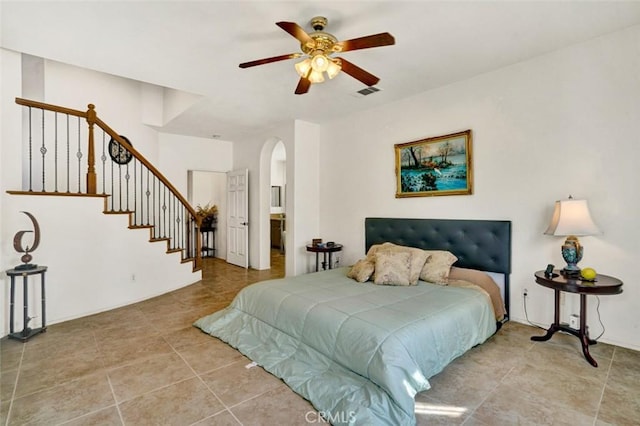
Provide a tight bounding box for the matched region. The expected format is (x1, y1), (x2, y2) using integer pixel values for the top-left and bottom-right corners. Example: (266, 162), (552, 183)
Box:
(9, 98), (202, 271)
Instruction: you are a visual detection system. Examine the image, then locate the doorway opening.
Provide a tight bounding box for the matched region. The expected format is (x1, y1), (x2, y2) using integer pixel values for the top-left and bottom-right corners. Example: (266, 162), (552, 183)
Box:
(187, 170), (227, 261)
(269, 141), (286, 271)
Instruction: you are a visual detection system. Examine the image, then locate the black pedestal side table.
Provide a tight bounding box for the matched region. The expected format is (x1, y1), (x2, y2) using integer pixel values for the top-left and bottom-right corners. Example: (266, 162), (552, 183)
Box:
(531, 269), (623, 367)
(306, 244), (343, 272)
(201, 226), (216, 258)
(5, 265), (48, 342)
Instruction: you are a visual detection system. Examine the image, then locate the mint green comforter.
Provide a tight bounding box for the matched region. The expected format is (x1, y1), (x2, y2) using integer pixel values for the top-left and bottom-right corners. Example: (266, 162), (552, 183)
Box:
(194, 267), (496, 425)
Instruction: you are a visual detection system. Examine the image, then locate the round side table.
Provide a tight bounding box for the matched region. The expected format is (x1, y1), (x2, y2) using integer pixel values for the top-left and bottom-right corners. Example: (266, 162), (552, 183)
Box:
(530, 269), (622, 367)
(306, 244), (343, 272)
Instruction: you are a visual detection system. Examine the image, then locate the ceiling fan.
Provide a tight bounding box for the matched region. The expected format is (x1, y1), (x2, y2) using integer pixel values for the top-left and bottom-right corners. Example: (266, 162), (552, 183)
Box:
(239, 16), (395, 95)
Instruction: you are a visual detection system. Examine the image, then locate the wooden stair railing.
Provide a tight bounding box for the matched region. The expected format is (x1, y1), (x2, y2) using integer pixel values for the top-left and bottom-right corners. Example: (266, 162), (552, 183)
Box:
(9, 98), (202, 271)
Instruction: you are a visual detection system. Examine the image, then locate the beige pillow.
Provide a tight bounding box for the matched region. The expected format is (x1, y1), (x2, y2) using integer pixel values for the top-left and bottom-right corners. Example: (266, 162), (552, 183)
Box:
(373, 250), (412, 286)
(365, 242), (395, 261)
(347, 259), (375, 283)
(366, 242), (429, 285)
(448, 267), (505, 321)
(419, 250), (458, 284)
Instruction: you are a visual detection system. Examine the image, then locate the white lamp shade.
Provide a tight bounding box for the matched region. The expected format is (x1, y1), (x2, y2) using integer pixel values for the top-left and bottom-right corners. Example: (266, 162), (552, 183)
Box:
(544, 198), (600, 236)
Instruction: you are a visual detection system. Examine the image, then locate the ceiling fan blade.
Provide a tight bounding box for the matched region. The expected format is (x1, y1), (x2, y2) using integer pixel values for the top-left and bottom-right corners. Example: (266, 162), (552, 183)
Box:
(239, 53), (302, 68)
(295, 76), (311, 95)
(336, 58), (380, 87)
(336, 32), (395, 52)
(276, 21), (313, 45)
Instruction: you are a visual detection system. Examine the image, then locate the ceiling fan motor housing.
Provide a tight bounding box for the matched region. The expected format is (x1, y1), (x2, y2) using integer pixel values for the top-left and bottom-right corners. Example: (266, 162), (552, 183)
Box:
(310, 16), (328, 31)
(301, 17), (339, 56)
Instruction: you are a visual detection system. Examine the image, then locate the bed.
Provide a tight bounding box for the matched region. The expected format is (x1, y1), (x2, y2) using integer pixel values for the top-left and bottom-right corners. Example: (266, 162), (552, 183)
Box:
(195, 218), (511, 425)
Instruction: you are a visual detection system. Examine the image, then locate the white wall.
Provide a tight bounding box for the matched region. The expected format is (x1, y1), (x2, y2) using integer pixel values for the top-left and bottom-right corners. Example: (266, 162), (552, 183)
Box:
(158, 133), (233, 196)
(0, 49), (25, 336)
(317, 26), (640, 350)
(43, 59), (161, 162)
(292, 120), (321, 275)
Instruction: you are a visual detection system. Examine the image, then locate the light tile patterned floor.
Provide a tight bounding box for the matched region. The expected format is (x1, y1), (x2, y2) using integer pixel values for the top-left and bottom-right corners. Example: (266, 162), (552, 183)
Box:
(2, 252), (639, 425)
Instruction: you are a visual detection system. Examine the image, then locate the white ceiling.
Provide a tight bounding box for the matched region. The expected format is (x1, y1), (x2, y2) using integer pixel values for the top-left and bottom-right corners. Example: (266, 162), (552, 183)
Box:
(3, 1), (640, 141)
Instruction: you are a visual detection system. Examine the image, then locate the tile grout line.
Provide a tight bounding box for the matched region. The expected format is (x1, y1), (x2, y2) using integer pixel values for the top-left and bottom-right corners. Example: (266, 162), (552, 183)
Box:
(460, 363), (518, 424)
(592, 345), (615, 426)
(4, 341), (26, 426)
(106, 374), (126, 426)
(165, 336), (243, 425)
(52, 325), (126, 425)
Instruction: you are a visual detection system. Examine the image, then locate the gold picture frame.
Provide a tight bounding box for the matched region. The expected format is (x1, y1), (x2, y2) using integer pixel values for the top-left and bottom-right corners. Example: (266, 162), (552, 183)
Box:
(395, 130), (473, 198)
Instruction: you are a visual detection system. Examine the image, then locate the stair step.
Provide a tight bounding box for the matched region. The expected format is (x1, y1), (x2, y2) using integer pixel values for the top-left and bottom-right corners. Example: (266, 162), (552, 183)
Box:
(129, 225), (153, 229)
(150, 237), (170, 243)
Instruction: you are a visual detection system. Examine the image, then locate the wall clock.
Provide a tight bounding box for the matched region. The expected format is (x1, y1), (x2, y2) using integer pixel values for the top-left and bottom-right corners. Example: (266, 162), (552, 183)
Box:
(108, 135), (133, 165)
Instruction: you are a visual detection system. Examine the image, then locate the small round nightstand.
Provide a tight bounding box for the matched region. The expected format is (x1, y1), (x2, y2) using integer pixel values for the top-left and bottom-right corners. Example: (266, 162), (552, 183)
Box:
(306, 244), (342, 272)
(531, 269), (623, 367)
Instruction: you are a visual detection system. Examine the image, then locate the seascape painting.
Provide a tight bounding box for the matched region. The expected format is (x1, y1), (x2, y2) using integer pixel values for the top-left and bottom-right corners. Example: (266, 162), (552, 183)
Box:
(395, 130), (473, 197)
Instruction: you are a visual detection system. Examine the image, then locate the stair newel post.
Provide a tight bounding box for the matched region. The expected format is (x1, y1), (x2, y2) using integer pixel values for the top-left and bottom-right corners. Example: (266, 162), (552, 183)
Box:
(85, 104), (97, 194)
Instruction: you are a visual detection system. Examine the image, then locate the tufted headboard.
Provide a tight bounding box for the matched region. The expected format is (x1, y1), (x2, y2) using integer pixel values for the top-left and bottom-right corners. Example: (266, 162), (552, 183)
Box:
(365, 217), (512, 318)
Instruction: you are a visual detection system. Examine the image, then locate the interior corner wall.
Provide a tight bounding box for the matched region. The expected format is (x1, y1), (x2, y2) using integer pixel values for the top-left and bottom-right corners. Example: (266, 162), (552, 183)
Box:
(0, 48), (24, 337)
(318, 25), (640, 350)
(157, 133), (233, 196)
(41, 59), (161, 162)
(191, 171), (228, 259)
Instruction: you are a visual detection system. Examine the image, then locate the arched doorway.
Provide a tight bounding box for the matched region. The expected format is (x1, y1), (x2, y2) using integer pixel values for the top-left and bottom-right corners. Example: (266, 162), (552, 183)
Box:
(259, 137), (287, 272)
(269, 141), (286, 273)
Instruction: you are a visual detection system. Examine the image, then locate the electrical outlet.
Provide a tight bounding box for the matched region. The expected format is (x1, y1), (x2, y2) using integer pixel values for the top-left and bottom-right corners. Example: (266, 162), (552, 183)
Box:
(569, 314), (579, 329)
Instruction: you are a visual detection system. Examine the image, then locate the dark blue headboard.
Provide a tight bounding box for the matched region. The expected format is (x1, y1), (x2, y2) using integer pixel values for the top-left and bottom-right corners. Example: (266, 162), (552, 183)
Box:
(365, 217), (512, 317)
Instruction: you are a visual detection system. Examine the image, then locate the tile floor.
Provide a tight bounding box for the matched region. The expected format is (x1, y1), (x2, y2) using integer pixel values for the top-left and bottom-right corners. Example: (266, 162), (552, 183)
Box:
(1, 252), (639, 425)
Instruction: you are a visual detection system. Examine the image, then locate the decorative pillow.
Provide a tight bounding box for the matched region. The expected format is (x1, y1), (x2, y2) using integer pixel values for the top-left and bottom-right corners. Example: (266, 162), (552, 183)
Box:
(368, 243), (429, 285)
(347, 259), (375, 283)
(373, 250), (412, 286)
(365, 242), (396, 261)
(448, 267), (506, 321)
(419, 250), (458, 284)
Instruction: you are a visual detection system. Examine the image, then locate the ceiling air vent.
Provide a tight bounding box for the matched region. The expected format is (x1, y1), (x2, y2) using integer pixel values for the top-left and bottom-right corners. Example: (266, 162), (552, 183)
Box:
(354, 86), (381, 97)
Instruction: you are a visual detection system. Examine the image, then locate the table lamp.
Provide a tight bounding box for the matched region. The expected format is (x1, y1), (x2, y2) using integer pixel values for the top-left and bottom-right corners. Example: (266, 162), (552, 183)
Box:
(544, 196), (600, 276)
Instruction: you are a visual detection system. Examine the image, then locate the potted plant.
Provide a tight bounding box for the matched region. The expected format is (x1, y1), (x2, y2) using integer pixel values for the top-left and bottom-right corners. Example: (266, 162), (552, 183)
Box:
(196, 203), (218, 230)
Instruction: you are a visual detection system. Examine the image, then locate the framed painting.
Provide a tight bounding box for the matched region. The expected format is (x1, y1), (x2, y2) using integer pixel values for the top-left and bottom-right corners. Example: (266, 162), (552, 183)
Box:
(395, 130), (473, 198)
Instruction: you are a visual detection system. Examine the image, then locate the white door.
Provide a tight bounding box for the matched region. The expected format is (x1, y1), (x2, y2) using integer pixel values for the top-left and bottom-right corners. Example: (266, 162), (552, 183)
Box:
(226, 169), (249, 268)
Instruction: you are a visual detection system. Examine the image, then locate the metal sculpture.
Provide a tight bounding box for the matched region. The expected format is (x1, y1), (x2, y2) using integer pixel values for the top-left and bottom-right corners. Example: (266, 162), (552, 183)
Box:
(13, 211), (41, 270)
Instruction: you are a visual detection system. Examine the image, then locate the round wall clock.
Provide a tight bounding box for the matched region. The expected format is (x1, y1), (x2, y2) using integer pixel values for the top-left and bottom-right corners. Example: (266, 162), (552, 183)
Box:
(108, 135), (133, 165)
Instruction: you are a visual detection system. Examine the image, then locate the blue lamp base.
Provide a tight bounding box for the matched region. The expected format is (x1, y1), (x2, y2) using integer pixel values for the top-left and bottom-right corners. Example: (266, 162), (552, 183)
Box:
(561, 236), (583, 276)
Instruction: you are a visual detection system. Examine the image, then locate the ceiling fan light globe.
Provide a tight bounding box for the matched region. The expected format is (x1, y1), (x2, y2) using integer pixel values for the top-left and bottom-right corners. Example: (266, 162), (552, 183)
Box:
(308, 70), (325, 83)
(311, 54), (330, 72)
(294, 59), (311, 77)
(326, 60), (341, 79)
